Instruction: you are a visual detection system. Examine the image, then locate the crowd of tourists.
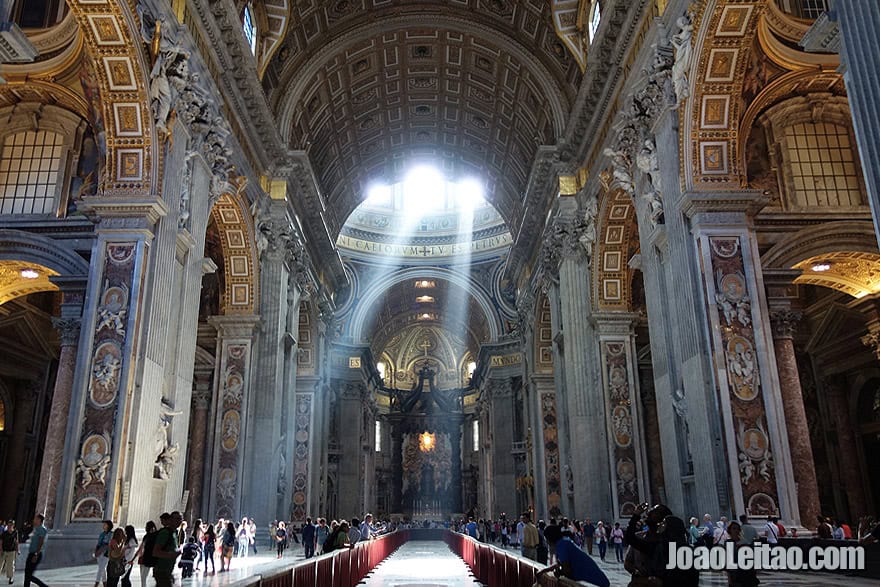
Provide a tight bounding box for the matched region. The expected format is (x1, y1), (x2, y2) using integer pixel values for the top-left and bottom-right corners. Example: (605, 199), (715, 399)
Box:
(4, 506), (880, 587)
(457, 507), (880, 587)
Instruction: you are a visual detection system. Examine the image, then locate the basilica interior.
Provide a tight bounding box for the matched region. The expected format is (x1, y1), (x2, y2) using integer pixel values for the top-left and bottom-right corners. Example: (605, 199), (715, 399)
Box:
(1, 0), (880, 566)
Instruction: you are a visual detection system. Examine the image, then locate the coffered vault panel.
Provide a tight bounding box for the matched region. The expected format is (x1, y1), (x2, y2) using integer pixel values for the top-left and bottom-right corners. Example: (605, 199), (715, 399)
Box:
(268, 1), (581, 238)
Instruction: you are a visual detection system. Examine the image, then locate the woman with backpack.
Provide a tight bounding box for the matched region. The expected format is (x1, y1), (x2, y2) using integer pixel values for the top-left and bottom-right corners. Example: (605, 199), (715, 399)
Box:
(106, 528), (128, 587)
(135, 521), (157, 587)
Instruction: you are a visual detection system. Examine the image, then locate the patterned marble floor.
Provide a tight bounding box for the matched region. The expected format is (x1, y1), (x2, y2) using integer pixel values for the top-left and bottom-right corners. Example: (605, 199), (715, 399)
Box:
(8, 541), (877, 586)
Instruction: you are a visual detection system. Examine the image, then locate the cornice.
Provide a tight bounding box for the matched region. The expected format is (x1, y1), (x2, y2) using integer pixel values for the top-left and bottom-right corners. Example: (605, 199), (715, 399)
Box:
(186, 0), (288, 171)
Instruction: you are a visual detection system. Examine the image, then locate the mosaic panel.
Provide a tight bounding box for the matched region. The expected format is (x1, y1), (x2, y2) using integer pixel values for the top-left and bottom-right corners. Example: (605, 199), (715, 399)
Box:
(540, 391), (562, 517)
(291, 393), (312, 522)
(215, 342), (251, 519)
(602, 341), (641, 517)
(705, 236), (779, 517)
(71, 242), (138, 521)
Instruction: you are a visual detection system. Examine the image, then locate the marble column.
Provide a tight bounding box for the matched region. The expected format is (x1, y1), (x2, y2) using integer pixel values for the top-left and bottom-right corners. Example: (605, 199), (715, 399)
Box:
(185, 380), (211, 521)
(391, 421), (402, 513)
(554, 197), (610, 520)
(825, 380), (868, 518)
(486, 378), (517, 518)
(244, 207), (292, 520)
(595, 313), (648, 519)
(36, 311), (81, 527)
(1, 380), (38, 518)
(207, 314), (260, 520)
(769, 309), (821, 529)
(807, 2), (880, 244)
(638, 376), (666, 506)
(449, 420), (462, 513)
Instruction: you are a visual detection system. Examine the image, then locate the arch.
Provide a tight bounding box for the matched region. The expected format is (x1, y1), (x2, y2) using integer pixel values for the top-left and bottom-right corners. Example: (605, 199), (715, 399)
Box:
(349, 267), (502, 344)
(593, 184), (639, 311)
(0, 229), (89, 304)
(0, 229), (90, 276)
(65, 0), (157, 194)
(208, 193), (261, 315)
(760, 221), (878, 269)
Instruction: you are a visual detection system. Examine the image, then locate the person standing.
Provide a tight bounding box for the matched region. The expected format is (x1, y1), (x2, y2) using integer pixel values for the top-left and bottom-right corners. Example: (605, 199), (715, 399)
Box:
(0, 520), (18, 584)
(152, 511), (182, 587)
(520, 513), (539, 562)
(275, 521), (289, 559)
(610, 523), (625, 563)
(738, 515), (758, 545)
(202, 524), (216, 574)
(302, 518), (316, 558)
(106, 527), (127, 587)
(595, 521), (607, 562)
(119, 525), (138, 587)
(93, 520), (113, 587)
(220, 521), (236, 572)
(23, 514), (48, 587)
(135, 520), (157, 587)
(315, 519), (329, 555)
(582, 519), (595, 555)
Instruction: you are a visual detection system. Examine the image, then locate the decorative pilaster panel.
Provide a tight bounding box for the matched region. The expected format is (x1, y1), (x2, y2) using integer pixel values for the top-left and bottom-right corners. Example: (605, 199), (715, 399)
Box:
(539, 390), (562, 518)
(208, 316), (258, 520)
(699, 235), (793, 521)
(291, 392), (313, 522)
(599, 338), (645, 518)
(70, 241), (144, 522)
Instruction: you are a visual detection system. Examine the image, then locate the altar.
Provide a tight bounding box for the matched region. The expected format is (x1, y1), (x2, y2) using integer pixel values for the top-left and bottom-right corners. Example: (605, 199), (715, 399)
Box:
(384, 364), (465, 519)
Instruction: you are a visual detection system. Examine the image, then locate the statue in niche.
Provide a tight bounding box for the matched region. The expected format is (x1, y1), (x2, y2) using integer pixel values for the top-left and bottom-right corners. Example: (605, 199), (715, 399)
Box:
(154, 398), (183, 479)
(671, 387), (694, 463)
(670, 15), (693, 104)
(138, 7), (190, 136)
(603, 148), (634, 194)
(636, 139), (664, 226)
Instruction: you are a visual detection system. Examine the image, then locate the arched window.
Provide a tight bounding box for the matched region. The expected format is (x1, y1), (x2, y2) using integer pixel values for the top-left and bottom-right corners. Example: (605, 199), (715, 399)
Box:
(0, 130), (64, 215)
(588, 0), (602, 44)
(776, 0), (829, 20)
(242, 4), (257, 55)
(11, 0), (68, 29)
(782, 122), (863, 208)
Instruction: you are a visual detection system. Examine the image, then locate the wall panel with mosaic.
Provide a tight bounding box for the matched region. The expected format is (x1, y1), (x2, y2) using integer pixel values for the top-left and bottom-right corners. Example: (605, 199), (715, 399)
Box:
(213, 342), (251, 519)
(702, 236), (780, 518)
(71, 242), (140, 521)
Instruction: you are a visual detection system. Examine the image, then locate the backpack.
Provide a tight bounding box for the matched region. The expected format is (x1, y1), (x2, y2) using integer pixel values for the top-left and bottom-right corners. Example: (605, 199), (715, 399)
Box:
(140, 532), (158, 567)
(323, 529), (340, 553)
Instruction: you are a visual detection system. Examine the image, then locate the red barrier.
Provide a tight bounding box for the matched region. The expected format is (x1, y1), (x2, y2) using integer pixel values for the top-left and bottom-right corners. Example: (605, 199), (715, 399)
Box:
(332, 548), (351, 587)
(259, 570), (293, 587)
(517, 560), (538, 587)
(316, 555), (334, 585)
(293, 561), (317, 587)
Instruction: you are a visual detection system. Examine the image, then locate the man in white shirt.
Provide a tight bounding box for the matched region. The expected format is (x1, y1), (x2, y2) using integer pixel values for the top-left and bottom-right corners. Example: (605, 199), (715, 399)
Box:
(764, 517), (779, 544)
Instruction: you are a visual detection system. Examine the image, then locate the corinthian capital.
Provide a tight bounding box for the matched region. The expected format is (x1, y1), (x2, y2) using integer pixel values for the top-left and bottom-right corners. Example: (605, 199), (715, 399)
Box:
(769, 309), (802, 340)
(861, 331), (880, 361)
(52, 317), (82, 346)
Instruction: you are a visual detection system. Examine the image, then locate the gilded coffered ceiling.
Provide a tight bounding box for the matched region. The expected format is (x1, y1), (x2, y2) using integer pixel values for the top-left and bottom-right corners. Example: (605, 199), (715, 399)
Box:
(0, 261), (59, 306)
(267, 0), (581, 237)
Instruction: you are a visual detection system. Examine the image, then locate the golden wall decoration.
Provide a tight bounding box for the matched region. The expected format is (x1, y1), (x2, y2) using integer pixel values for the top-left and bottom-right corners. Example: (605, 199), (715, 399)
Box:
(594, 185), (637, 311)
(66, 0), (155, 194)
(209, 193), (261, 314)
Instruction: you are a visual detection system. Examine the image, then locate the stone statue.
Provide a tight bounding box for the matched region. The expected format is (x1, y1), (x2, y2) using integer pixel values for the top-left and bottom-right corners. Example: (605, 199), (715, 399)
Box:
(603, 147), (634, 194)
(671, 15), (693, 104)
(155, 442), (180, 480)
(636, 139), (665, 226)
(671, 387), (694, 461)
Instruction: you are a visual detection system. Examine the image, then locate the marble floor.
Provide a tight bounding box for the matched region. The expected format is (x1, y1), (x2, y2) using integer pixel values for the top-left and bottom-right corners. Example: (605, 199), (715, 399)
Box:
(7, 540), (877, 586)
